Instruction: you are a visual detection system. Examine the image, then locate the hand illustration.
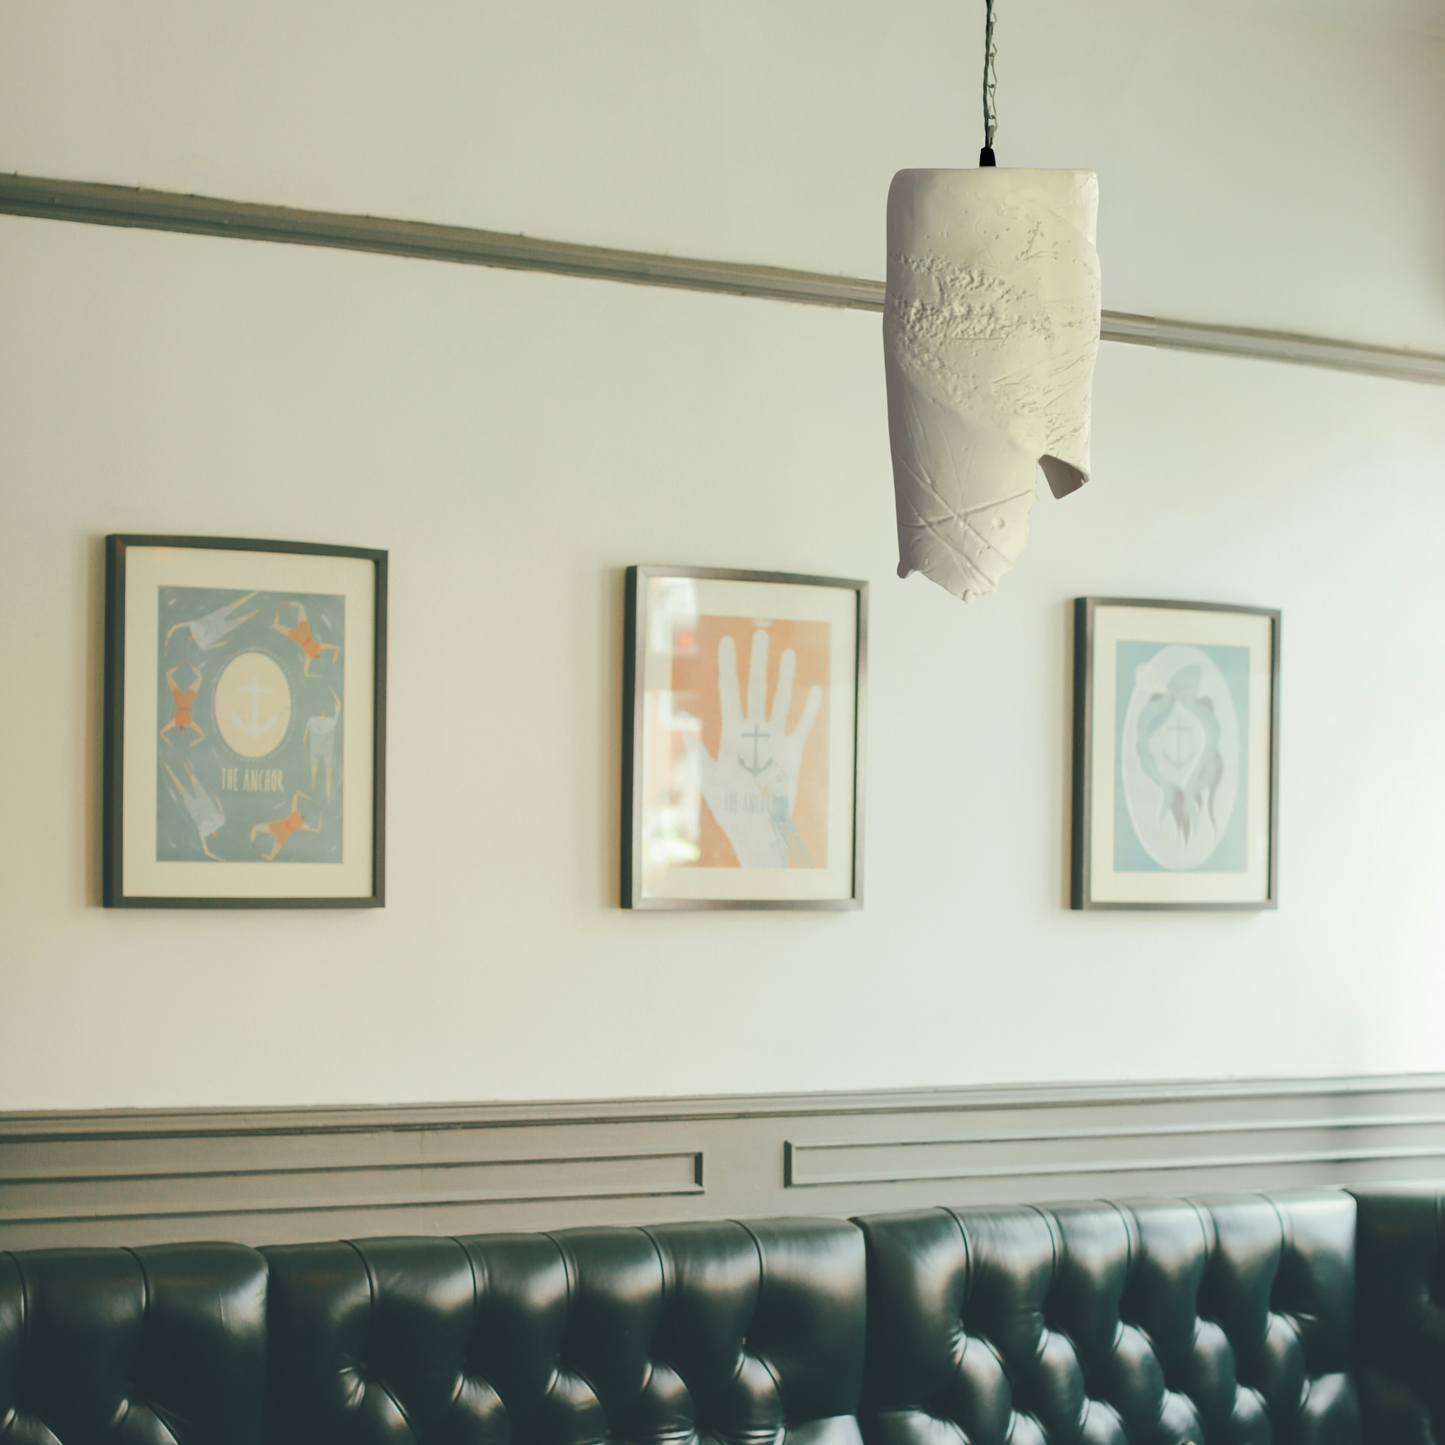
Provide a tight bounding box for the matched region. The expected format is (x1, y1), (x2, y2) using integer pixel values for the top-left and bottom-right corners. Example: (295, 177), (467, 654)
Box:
(677, 628), (823, 868)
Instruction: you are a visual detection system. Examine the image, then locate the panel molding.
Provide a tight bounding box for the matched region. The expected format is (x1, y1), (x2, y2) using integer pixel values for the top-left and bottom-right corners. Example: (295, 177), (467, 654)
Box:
(0, 1150), (706, 1227)
(2, 1075), (1443, 1250)
(785, 1118), (1445, 1188)
(3, 173), (1443, 387)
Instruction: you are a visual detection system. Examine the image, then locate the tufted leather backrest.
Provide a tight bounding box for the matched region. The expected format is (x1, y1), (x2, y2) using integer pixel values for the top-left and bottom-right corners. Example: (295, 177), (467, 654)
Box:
(854, 1190), (1359, 1445)
(261, 1217), (867, 1445)
(1353, 1187), (1445, 1443)
(6, 1189), (1442, 1445)
(0, 1243), (268, 1445)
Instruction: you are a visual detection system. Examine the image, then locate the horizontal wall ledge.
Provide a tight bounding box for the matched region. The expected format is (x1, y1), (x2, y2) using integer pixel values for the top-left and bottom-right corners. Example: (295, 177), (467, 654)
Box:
(2, 1073), (1443, 1250)
(3, 172), (1443, 388)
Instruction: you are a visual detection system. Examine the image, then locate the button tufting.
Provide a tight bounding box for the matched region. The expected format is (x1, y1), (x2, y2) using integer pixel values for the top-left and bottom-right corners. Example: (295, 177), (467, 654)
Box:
(0, 1189), (1404, 1445)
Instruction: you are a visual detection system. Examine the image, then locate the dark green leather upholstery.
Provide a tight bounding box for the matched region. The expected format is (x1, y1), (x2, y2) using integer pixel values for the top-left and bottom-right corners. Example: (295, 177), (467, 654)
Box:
(0, 1243), (267, 1444)
(260, 1218), (866, 1445)
(0, 1189), (1439, 1444)
(856, 1192), (1359, 1445)
(1354, 1187), (1445, 1442)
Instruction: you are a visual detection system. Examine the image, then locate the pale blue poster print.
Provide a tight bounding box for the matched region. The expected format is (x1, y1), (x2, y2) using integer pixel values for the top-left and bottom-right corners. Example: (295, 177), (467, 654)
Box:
(1113, 640), (1249, 873)
(155, 586), (345, 863)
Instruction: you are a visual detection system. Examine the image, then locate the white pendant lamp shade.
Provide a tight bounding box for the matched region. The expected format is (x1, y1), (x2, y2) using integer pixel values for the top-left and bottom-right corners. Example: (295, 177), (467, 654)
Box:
(884, 168), (1101, 601)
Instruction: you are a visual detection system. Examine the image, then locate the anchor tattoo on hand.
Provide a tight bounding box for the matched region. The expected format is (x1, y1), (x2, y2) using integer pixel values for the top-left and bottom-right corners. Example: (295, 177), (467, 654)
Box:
(740, 722), (772, 776)
(677, 627), (823, 869)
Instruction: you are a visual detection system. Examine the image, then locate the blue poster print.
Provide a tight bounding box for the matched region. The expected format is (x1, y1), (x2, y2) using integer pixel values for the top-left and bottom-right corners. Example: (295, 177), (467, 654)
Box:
(156, 586), (344, 862)
(1113, 640), (1250, 874)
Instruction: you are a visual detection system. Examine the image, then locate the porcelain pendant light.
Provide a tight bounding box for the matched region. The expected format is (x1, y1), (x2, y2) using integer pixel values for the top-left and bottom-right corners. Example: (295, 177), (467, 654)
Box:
(884, 4), (1101, 602)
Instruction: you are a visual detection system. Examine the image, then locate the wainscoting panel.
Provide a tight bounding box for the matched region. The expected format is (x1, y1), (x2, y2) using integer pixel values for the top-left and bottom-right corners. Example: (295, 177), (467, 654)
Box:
(3, 1075), (1443, 1249)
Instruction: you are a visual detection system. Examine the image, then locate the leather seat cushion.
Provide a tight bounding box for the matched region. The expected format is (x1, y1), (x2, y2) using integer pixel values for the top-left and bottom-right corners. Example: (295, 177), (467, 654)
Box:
(855, 1190), (1359, 1445)
(261, 1217), (867, 1445)
(0, 1243), (267, 1445)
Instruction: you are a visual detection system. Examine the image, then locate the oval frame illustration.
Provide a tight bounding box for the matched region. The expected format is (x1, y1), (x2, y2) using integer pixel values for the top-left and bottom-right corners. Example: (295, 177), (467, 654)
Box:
(1071, 597), (1279, 910)
(1120, 643), (1242, 872)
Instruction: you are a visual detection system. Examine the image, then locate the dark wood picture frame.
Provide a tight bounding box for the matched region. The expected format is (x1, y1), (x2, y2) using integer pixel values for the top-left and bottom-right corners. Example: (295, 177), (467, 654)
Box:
(1071, 596), (1280, 911)
(622, 564), (867, 910)
(103, 534), (388, 908)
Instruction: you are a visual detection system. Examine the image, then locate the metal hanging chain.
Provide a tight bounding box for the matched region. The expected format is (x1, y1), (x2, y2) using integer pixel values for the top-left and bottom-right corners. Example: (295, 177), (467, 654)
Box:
(980, 0), (998, 166)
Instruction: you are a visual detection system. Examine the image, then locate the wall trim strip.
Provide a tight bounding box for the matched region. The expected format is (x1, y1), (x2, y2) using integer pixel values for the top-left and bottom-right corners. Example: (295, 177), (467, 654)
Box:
(2, 1074), (1442, 1251)
(3, 173), (1443, 387)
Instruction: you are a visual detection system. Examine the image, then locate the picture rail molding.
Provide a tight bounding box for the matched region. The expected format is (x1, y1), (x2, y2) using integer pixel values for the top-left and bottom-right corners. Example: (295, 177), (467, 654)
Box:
(3, 173), (1443, 389)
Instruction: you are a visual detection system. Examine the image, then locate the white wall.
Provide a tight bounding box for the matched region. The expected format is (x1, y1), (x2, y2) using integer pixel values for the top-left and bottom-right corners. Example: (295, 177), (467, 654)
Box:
(5, 0), (1444, 350)
(1, 2), (1443, 1110)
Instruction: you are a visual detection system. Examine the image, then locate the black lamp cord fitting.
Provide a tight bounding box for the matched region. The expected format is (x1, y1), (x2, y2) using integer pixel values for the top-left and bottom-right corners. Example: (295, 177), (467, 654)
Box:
(980, 0), (998, 166)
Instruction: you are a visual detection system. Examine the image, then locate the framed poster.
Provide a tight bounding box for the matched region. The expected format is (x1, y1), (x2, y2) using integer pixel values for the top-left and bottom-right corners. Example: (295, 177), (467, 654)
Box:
(1071, 597), (1279, 910)
(103, 535), (387, 908)
(623, 566), (866, 909)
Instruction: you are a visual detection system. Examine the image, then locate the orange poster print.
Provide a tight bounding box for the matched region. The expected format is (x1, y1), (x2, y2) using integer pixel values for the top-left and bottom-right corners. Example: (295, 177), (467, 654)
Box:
(669, 615), (829, 868)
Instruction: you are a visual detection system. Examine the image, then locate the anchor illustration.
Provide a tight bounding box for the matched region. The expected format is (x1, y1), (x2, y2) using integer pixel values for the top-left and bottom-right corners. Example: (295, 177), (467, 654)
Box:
(738, 724), (773, 777)
(232, 675), (280, 739)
